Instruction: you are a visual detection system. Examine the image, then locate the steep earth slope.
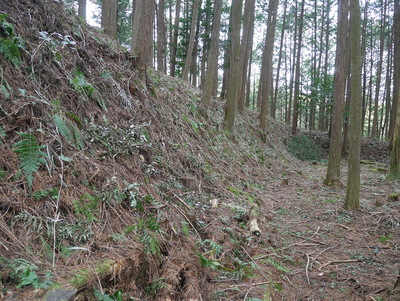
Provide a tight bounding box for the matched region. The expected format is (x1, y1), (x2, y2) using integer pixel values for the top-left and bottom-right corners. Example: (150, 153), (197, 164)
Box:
(0, 1), (399, 300)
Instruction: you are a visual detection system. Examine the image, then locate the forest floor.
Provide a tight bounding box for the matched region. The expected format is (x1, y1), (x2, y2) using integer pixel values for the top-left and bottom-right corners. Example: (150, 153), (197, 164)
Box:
(223, 156), (400, 300)
(0, 1), (399, 300)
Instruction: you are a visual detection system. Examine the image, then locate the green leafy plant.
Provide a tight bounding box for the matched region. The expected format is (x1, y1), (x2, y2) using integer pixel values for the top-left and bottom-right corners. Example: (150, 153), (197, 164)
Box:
(31, 187), (59, 200)
(0, 14), (25, 66)
(53, 114), (84, 149)
(94, 289), (123, 301)
(73, 193), (99, 222)
(70, 69), (95, 97)
(287, 135), (322, 161)
(13, 132), (48, 188)
(145, 278), (167, 296)
(379, 234), (393, 242)
(4, 258), (54, 289)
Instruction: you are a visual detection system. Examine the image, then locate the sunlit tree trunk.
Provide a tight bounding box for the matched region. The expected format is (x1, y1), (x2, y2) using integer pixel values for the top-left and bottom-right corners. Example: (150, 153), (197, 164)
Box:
(325, 0), (349, 187)
(345, 0), (362, 210)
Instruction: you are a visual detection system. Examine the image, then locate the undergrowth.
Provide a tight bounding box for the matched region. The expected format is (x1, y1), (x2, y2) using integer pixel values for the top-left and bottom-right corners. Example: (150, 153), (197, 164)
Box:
(287, 135), (322, 161)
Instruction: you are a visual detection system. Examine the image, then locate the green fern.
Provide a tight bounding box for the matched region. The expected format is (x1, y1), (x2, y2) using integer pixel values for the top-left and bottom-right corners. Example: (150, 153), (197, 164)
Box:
(54, 114), (84, 149)
(13, 132), (47, 188)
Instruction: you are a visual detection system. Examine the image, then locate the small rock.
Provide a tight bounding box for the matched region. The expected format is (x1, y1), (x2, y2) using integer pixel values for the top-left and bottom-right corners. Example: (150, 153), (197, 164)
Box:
(43, 288), (77, 301)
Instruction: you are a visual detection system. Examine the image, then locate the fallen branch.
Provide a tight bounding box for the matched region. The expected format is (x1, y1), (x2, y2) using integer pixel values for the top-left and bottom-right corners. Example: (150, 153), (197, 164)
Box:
(318, 259), (361, 271)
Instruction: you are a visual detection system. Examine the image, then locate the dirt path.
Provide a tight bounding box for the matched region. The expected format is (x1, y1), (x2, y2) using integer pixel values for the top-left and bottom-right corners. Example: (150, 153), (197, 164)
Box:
(236, 160), (400, 300)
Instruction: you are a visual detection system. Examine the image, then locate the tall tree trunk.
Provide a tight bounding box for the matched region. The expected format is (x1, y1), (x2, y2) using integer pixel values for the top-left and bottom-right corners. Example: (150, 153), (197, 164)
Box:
(388, 0), (400, 179)
(291, 0), (305, 135)
(182, 0), (201, 81)
(201, 0), (223, 105)
(101, 0), (118, 40)
(324, 0), (349, 187)
(223, 0), (243, 133)
(156, 0), (166, 73)
(371, 0), (387, 138)
(78, 0), (86, 20)
(345, 0), (362, 210)
(200, 0), (213, 88)
(170, 0), (181, 76)
(259, 0), (279, 132)
(318, 0), (331, 131)
(237, 0), (256, 112)
(272, 0), (288, 119)
(131, 0), (155, 69)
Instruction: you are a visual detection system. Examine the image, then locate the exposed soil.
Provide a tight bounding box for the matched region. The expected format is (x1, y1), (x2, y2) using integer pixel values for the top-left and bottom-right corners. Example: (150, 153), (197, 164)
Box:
(0, 1), (399, 301)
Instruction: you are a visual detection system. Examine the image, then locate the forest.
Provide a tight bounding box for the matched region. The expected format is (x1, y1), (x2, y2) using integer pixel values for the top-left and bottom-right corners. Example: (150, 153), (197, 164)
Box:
(0, 0), (399, 300)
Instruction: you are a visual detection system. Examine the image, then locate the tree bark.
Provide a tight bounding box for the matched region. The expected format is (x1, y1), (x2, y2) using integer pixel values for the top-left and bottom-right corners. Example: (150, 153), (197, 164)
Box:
(182, 0), (201, 81)
(131, 0), (155, 69)
(170, 0), (181, 76)
(156, 0), (166, 73)
(345, 0), (362, 210)
(388, 0), (400, 179)
(78, 0), (86, 20)
(291, 0), (305, 135)
(259, 0), (279, 132)
(237, 0), (256, 112)
(324, 0), (349, 187)
(223, 0), (243, 134)
(101, 0), (118, 40)
(201, 0), (223, 105)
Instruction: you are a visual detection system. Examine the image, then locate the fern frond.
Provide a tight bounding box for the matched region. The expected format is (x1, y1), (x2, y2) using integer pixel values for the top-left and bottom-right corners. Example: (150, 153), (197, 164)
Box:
(54, 114), (73, 143)
(14, 132), (47, 188)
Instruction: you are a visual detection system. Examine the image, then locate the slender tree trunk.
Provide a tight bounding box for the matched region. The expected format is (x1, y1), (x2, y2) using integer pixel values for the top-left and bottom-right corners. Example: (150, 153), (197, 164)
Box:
(291, 0), (305, 135)
(371, 0), (387, 138)
(200, 0), (213, 88)
(101, 0), (118, 40)
(157, 0), (166, 72)
(237, 0), (256, 112)
(201, 0), (223, 105)
(325, 0), (349, 187)
(223, 0), (243, 133)
(182, 0), (201, 81)
(170, 0), (181, 76)
(345, 0), (362, 210)
(318, 0), (331, 131)
(259, 0), (279, 132)
(78, 0), (86, 20)
(388, 0), (400, 179)
(272, 0), (288, 119)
